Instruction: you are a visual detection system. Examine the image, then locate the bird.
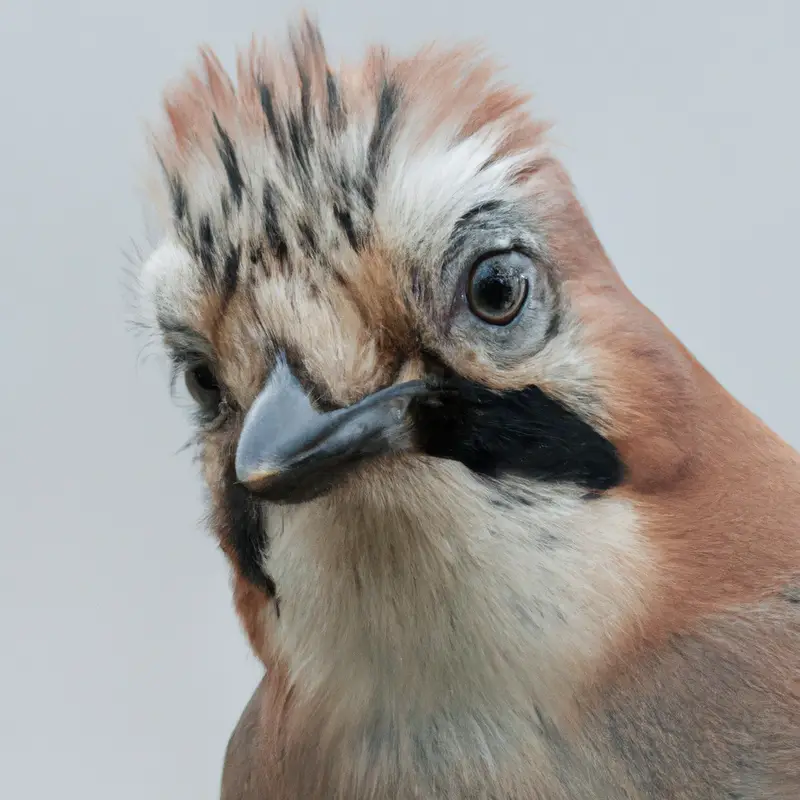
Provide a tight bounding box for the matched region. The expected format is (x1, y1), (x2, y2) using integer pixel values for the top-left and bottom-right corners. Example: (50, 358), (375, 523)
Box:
(135, 16), (800, 800)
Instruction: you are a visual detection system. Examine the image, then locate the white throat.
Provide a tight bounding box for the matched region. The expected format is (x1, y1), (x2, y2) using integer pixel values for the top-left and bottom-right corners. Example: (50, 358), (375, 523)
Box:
(261, 457), (651, 728)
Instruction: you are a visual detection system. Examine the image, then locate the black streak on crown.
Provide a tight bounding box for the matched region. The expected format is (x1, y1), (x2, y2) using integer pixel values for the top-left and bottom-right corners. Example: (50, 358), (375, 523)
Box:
(157, 154), (186, 219)
(297, 220), (318, 257)
(220, 193), (231, 221)
(188, 214), (241, 301)
(289, 33), (315, 142)
(158, 158), (194, 251)
(197, 215), (215, 281)
(288, 113), (312, 179)
(326, 70), (345, 132)
(221, 244), (241, 301)
(297, 68), (314, 141)
(368, 79), (400, 180)
(333, 204), (361, 251)
(169, 173), (188, 221)
(262, 182), (288, 265)
(361, 78), (400, 212)
(258, 83), (287, 155)
(213, 116), (245, 207)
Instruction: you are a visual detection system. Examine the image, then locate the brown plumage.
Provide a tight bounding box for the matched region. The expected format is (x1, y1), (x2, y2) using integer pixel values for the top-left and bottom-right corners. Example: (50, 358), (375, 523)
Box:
(136, 16), (800, 799)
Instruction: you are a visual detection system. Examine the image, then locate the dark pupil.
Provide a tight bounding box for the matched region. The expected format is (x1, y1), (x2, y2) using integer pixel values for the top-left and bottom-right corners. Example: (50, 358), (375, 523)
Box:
(473, 263), (519, 314)
(193, 365), (217, 392)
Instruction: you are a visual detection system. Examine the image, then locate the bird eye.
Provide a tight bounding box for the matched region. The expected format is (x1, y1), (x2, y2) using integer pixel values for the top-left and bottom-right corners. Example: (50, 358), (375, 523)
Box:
(185, 363), (222, 413)
(466, 252), (530, 325)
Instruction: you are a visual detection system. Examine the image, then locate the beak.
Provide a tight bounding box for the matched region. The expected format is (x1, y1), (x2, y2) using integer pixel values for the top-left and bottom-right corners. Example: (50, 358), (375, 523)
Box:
(235, 356), (429, 503)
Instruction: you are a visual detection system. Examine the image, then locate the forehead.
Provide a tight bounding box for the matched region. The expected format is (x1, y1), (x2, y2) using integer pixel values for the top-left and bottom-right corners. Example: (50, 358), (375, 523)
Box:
(141, 22), (553, 396)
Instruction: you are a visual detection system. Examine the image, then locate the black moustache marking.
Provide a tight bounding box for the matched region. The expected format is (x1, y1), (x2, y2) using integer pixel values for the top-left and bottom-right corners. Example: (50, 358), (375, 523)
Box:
(412, 373), (624, 491)
(220, 461), (276, 597)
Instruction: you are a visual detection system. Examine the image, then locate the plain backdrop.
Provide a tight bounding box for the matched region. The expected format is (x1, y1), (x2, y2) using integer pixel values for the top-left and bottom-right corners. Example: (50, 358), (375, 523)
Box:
(1, 1), (797, 797)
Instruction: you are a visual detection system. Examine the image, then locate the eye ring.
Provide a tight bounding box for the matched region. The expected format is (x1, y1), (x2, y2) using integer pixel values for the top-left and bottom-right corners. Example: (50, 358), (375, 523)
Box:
(466, 251), (530, 326)
(184, 363), (223, 415)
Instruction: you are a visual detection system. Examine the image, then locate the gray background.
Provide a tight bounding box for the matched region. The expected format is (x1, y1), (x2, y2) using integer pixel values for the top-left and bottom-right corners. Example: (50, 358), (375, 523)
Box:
(1, 1), (797, 797)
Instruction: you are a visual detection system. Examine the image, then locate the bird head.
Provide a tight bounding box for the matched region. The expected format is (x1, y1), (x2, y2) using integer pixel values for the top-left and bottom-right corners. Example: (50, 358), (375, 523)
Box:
(137, 19), (799, 714)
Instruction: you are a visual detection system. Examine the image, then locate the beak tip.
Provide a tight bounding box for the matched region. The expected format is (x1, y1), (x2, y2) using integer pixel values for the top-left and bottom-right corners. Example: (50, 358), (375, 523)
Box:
(235, 455), (281, 489)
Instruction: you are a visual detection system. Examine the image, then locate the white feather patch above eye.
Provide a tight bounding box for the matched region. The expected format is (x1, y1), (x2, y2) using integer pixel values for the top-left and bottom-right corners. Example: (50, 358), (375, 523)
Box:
(376, 128), (529, 259)
(138, 238), (198, 328)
